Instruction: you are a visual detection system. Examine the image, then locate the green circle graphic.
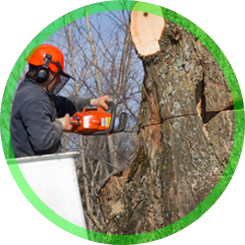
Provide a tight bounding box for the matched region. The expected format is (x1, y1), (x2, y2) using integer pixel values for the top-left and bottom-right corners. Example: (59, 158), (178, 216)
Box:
(0, 1), (244, 244)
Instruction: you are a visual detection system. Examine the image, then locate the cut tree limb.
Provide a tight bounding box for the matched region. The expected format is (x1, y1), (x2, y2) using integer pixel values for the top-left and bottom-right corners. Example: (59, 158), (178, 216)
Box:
(130, 11), (165, 56)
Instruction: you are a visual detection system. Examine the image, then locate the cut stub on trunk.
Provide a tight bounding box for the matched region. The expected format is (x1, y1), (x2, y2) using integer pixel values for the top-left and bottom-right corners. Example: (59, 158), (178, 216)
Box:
(130, 8), (165, 56)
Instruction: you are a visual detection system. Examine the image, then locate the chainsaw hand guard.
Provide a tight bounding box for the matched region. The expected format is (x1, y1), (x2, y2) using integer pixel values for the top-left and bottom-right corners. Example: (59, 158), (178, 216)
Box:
(112, 112), (128, 133)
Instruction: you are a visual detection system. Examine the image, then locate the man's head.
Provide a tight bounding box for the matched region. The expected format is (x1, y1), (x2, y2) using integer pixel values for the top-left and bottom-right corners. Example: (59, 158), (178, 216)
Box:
(25, 44), (74, 95)
(36, 69), (62, 94)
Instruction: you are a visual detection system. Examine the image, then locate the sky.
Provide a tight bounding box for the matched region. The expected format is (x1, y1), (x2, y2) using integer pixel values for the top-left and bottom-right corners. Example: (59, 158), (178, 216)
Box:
(0, 0), (142, 105)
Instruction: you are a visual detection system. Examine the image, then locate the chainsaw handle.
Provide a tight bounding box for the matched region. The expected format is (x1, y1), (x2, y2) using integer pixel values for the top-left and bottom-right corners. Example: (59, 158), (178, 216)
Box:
(112, 112), (128, 133)
(82, 101), (116, 136)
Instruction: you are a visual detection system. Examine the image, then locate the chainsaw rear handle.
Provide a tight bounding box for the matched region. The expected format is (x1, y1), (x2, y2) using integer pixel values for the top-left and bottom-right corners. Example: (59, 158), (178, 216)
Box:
(82, 101), (116, 136)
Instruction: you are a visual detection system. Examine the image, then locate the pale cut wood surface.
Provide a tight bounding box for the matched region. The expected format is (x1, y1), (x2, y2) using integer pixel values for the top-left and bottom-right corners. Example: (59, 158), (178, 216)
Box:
(130, 11), (165, 56)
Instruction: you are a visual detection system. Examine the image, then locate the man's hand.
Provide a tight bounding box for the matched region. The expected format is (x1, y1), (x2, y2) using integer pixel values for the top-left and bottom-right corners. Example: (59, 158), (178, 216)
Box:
(57, 113), (73, 132)
(90, 95), (111, 110)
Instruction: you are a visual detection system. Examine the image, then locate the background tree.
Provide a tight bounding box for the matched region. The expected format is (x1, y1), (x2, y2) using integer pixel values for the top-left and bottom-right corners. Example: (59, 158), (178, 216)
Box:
(96, 11), (240, 234)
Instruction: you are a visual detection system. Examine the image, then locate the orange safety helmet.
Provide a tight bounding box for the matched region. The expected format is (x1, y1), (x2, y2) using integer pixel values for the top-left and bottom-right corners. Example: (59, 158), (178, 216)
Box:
(25, 44), (74, 94)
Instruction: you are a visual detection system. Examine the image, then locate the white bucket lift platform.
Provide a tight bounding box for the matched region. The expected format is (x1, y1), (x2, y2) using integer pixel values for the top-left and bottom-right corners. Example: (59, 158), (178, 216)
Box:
(0, 152), (89, 245)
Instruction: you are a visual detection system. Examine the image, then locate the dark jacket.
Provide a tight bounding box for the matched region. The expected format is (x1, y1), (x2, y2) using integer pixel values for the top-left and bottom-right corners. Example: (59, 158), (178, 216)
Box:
(10, 78), (91, 158)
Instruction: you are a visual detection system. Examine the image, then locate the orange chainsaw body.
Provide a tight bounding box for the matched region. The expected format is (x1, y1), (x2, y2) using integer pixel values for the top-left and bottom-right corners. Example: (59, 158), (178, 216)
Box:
(69, 105), (111, 134)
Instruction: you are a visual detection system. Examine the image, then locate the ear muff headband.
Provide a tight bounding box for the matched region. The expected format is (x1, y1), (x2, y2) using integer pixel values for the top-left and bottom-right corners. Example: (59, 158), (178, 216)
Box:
(45, 60), (63, 94)
(35, 54), (52, 83)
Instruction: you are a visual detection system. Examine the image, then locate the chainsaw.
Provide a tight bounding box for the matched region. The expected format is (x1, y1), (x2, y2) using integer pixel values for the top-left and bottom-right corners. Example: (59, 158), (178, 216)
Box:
(68, 101), (128, 135)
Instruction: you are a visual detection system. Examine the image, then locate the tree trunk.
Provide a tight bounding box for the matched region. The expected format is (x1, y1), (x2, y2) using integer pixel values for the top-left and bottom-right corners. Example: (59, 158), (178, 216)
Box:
(96, 19), (235, 234)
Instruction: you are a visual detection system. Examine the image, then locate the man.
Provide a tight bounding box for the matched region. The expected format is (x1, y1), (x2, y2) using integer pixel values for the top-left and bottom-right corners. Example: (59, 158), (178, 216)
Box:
(10, 44), (110, 158)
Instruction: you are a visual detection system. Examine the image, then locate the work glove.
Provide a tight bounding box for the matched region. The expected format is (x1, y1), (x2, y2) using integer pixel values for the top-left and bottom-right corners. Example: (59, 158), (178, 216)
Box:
(56, 113), (73, 132)
(90, 95), (111, 110)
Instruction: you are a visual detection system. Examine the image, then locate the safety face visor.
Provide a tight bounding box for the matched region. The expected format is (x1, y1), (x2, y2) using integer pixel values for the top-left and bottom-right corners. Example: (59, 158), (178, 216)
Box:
(47, 61), (75, 95)
(53, 73), (70, 95)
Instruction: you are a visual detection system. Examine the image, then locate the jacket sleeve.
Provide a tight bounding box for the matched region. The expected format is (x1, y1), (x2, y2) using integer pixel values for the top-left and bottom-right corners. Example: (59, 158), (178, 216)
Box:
(53, 96), (92, 118)
(20, 98), (63, 152)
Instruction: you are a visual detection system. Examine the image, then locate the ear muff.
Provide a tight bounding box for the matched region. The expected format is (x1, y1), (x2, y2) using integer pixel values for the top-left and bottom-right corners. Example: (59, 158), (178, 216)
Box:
(35, 54), (52, 83)
(35, 67), (50, 83)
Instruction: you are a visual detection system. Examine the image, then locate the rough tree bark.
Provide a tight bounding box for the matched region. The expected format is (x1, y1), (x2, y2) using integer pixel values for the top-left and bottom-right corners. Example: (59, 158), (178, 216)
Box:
(95, 17), (236, 234)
